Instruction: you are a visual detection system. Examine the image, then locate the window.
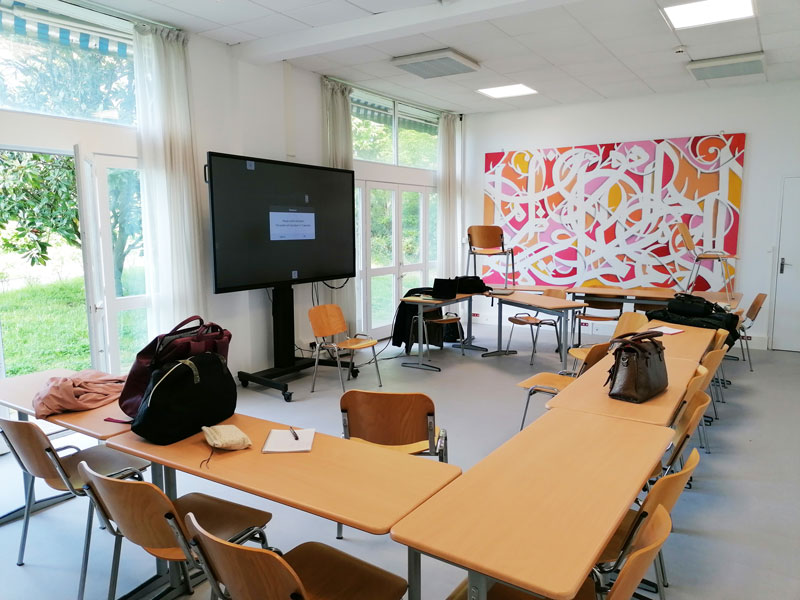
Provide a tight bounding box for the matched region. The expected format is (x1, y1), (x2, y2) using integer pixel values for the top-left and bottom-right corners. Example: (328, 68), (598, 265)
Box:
(351, 89), (439, 170)
(0, 5), (135, 124)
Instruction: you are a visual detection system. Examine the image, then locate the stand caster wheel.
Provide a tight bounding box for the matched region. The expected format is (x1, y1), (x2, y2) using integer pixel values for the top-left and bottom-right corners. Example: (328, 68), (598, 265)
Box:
(283, 391), (293, 402)
(351, 368), (359, 378)
(240, 380), (249, 387)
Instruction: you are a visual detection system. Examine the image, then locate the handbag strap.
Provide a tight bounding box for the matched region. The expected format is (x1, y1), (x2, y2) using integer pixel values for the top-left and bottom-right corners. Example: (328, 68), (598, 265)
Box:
(610, 330), (664, 356)
(169, 315), (204, 334)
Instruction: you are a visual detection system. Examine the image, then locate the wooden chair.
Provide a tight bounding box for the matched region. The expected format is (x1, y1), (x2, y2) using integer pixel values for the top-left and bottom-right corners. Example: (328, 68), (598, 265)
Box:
(0, 417), (149, 600)
(568, 311), (648, 368)
(516, 342), (610, 430)
(308, 303), (382, 393)
(505, 289), (566, 365)
(597, 449), (700, 600)
(78, 461), (272, 600)
(736, 293), (766, 371)
(446, 504), (672, 600)
(699, 348), (727, 437)
(184, 512), (408, 600)
(410, 311), (465, 360)
(675, 220), (736, 301)
(664, 390), (712, 470)
(466, 225), (515, 288)
(573, 298), (625, 347)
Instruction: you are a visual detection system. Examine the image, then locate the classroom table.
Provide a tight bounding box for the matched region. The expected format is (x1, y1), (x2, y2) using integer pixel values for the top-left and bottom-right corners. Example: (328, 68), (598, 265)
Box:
(107, 413), (461, 598)
(401, 293), (486, 371)
(483, 291), (587, 370)
(390, 408), (673, 600)
(545, 354), (699, 427)
(647, 320), (717, 363)
(567, 286), (742, 310)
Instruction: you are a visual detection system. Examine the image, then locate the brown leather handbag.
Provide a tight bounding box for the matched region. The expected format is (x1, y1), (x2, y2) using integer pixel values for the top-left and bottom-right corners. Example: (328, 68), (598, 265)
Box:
(605, 331), (668, 403)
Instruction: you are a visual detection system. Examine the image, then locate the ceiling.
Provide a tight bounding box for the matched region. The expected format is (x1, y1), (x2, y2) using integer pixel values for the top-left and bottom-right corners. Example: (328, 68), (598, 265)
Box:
(88, 0), (800, 113)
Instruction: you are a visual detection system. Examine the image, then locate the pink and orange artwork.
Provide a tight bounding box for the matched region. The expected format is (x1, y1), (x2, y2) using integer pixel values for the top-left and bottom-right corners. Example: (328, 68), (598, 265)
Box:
(483, 133), (745, 291)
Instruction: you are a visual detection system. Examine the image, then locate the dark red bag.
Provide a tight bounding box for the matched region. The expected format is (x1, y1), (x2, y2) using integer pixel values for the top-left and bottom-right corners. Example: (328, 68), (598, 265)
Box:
(118, 316), (232, 418)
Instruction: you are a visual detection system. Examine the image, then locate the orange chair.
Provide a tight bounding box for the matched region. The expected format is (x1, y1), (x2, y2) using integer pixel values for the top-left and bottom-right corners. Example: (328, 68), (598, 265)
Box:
(505, 288), (567, 365)
(735, 293), (766, 371)
(675, 220), (736, 301)
(466, 225), (515, 288)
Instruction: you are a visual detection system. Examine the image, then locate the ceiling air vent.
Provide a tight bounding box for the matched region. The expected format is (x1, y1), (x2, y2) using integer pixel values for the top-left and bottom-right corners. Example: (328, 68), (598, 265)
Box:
(686, 52), (765, 80)
(391, 48), (480, 79)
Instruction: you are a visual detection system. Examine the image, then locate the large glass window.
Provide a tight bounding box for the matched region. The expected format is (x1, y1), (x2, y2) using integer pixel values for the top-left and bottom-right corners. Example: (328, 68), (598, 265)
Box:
(0, 7), (135, 124)
(351, 89), (439, 170)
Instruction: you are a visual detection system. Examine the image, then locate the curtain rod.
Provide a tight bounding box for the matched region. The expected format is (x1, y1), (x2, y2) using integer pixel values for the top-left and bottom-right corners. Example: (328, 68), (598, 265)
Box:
(325, 75), (460, 118)
(17, 0), (179, 33)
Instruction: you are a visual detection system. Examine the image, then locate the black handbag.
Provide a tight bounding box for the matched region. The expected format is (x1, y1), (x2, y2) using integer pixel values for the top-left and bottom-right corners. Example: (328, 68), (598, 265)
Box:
(605, 331), (669, 404)
(454, 275), (492, 294)
(667, 293), (723, 318)
(131, 352), (237, 445)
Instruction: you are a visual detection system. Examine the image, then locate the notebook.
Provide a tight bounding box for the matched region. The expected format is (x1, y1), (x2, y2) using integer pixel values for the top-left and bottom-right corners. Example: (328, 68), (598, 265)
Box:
(262, 428), (316, 453)
(431, 278), (458, 300)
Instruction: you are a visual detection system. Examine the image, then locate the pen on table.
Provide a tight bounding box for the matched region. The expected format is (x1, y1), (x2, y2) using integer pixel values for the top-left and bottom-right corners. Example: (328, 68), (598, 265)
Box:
(288, 426), (299, 440)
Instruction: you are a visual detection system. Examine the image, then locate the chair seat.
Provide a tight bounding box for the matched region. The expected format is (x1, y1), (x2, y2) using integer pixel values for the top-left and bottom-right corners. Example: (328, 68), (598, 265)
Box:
(53, 445), (150, 491)
(348, 425), (441, 455)
(576, 314), (618, 322)
(427, 317), (461, 326)
(508, 315), (556, 326)
(335, 337), (378, 351)
(285, 541), (407, 600)
(446, 577), (595, 600)
(568, 346), (590, 362)
(696, 252), (736, 260)
(472, 248), (511, 256)
(516, 372), (575, 393)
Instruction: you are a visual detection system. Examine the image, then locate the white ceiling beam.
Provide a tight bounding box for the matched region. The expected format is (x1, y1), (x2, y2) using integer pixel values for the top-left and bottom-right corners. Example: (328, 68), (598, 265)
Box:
(235, 0), (578, 64)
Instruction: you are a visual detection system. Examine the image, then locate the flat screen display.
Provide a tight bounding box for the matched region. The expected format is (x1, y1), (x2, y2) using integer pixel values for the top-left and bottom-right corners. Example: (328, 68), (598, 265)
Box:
(207, 152), (355, 293)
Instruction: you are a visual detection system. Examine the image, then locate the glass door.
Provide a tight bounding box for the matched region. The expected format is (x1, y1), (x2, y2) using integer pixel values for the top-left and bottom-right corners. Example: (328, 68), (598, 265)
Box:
(76, 150), (149, 373)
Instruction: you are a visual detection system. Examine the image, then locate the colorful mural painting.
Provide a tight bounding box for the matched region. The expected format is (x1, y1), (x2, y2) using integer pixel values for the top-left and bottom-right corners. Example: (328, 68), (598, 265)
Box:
(483, 133), (745, 291)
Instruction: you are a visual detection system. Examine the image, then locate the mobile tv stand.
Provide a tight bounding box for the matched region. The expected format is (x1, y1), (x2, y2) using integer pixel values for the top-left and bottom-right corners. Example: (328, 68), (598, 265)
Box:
(237, 285), (357, 402)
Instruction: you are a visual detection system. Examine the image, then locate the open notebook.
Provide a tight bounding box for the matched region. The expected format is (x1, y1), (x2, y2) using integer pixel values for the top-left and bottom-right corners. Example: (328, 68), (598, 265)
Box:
(262, 428), (315, 453)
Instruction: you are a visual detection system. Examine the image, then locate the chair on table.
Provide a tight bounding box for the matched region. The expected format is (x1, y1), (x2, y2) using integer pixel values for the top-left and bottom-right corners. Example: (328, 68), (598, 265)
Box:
(185, 512), (408, 600)
(337, 389), (448, 539)
(308, 303), (382, 393)
(573, 297), (625, 348)
(446, 505), (672, 600)
(466, 225), (515, 288)
(78, 461), (273, 600)
(505, 288), (567, 365)
(410, 311), (465, 361)
(0, 417), (149, 600)
(596, 450), (700, 600)
(516, 342), (611, 430)
(675, 220), (736, 301)
(569, 311), (648, 370)
(735, 293), (766, 371)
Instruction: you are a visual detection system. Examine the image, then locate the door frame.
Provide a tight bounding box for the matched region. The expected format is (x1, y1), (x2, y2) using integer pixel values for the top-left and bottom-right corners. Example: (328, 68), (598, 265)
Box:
(769, 176), (800, 351)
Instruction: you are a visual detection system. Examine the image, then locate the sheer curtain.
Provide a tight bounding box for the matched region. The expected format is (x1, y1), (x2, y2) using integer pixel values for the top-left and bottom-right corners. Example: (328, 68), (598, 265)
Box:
(134, 24), (206, 334)
(437, 112), (460, 277)
(321, 78), (358, 330)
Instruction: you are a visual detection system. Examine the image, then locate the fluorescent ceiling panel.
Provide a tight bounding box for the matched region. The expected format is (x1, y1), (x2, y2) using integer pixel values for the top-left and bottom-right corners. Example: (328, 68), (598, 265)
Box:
(477, 84), (538, 98)
(664, 0), (754, 29)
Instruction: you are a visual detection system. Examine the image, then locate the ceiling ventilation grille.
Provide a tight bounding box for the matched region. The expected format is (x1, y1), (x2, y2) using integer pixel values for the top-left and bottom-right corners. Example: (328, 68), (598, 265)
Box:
(686, 52), (765, 80)
(391, 48), (479, 79)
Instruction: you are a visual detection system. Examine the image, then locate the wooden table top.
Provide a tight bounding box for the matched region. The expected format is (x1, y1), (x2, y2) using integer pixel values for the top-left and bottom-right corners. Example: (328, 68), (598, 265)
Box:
(106, 413), (462, 535)
(390, 409), (672, 600)
(0, 369), (132, 441)
(568, 286), (742, 309)
(546, 354), (699, 426)
(491, 291), (587, 311)
(645, 320), (716, 363)
(401, 293), (473, 305)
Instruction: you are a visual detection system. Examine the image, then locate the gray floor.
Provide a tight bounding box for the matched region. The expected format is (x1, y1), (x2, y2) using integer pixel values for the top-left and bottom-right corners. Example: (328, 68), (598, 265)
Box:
(1, 324), (799, 599)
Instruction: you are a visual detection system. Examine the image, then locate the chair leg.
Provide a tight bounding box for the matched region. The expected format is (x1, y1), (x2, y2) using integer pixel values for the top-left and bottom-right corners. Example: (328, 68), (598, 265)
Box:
(310, 346), (321, 392)
(511, 250), (516, 286)
(744, 332), (753, 372)
(77, 500), (94, 600)
(520, 390), (536, 431)
(347, 348), (355, 381)
(336, 522), (343, 539)
(457, 321), (465, 356)
(107, 534), (122, 600)
(16, 474), (35, 566)
(371, 345), (383, 386)
(531, 326), (542, 366)
(657, 548), (669, 588)
(701, 418), (711, 454)
(505, 323), (516, 354)
(334, 348), (345, 393)
(179, 560), (193, 595)
(554, 321), (563, 361)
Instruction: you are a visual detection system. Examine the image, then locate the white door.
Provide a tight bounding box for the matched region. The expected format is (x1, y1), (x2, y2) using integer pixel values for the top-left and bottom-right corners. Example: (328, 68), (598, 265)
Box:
(75, 148), (149, 373)
(772, 177), (800, 351)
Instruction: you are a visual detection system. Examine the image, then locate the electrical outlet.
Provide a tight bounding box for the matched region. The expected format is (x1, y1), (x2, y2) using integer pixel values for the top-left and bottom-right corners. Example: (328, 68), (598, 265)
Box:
(742, 335), (752, 341)
(472, 313), (479, 317)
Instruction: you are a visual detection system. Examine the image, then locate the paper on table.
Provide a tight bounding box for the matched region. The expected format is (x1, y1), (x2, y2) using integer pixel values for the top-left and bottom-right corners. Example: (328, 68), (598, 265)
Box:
(262, 428), (315, 453)
(652, 325), (684, 335)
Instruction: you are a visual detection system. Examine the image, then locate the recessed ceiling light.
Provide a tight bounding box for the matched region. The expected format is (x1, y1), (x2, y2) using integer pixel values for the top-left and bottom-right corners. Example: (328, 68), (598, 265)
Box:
(477, 84), (538, 99)
(664, 0), (754, 29)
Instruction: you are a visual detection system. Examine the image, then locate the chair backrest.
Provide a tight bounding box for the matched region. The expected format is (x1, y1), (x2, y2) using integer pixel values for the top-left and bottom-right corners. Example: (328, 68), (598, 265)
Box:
(185, 512), (304, 600)
(542, 288), (567, 299)
(675, 222), (696, 253)
(682, 366), (708, 405)
(467, 225), (504, 250)
(746, 293), (767, 322)
(584, 298), (624, 312)
(700, 348), (727, 383)
(641, 449), (700, 515)
(612, 312), (649, 337)
(340, 390), (434, 447)
(711, 328), (728, 350)
(308, 304), (347, 339)
(78, 461), (182, 557)
(580, 342), (611, 373)
(608, 505), (672, 600)
(0, 417), (64, 486)
(666, 391), (711, 469)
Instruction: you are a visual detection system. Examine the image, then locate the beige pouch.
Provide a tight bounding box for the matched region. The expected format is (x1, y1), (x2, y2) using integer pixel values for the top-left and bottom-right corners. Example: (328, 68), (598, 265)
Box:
(202, 425), (252, 450)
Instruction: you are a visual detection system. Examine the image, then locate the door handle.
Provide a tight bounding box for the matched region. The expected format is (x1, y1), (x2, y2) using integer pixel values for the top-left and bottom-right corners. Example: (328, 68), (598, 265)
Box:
(780, 257), (792, 274)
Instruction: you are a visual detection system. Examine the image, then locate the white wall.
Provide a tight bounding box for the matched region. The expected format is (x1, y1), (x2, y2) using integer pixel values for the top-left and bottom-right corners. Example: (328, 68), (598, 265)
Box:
(462, 81), (800, 348)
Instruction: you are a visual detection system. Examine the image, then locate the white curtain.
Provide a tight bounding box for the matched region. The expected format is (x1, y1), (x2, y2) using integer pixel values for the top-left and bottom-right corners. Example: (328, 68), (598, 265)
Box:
(438, 112), (460, 277)
(321, 78), (358, 331)
(134, 24), (206, 335)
